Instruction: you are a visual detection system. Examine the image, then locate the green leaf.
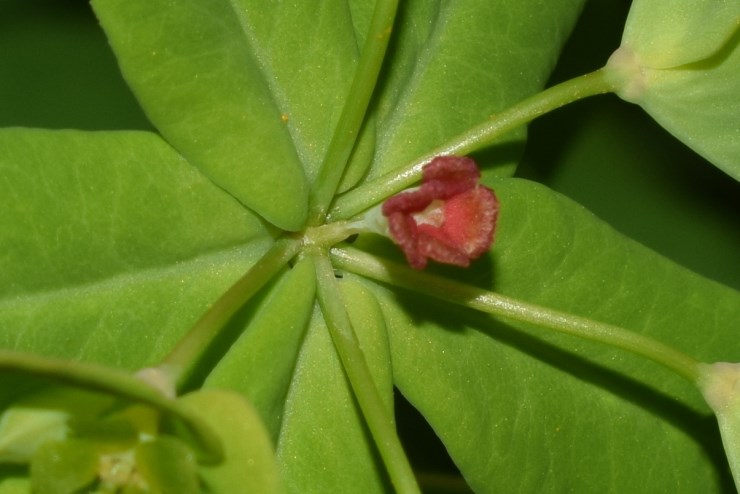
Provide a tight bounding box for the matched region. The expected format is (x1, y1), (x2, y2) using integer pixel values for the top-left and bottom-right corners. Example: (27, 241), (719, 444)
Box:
(607, 2), (740, 180)
(177, 389), (284, 494)
(91, 0), (378, 231)
(699, 362), (740, 492)
(275, 281), (393, 494)
(364, 0), (585, 181)
(0, 129), (271, 368)
(30, 439), (99, 494)
(0, 387), (111, 463)
(205, 257), (316, 439)
(361, 178), (740, 492)
(620, 0), (740, 68)
(135, 437), (200, 494)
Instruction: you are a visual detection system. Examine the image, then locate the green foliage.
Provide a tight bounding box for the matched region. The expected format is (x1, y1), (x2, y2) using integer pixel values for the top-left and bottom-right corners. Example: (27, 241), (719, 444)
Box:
(0, 0), (738, 493)
(608, 0), (740, 180)
(358, 178), (740, 492)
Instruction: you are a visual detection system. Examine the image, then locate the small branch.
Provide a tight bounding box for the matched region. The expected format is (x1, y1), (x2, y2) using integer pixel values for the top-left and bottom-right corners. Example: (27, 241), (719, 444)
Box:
(312, 252), (421, 494)
(331, 247), (702, 384)
(330, 68), (618, 221)
(308, 0), (400, 225)
(162, 238), (302, 390)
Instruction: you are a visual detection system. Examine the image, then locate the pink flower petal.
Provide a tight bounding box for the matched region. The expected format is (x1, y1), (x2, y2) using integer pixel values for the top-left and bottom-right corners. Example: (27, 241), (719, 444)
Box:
(382, 156), (499, 269)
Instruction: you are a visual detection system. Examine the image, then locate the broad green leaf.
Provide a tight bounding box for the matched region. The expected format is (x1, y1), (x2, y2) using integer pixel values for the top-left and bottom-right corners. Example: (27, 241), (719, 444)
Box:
(360, 178), (740, 492)
(205, 257), (316, 439)
(276, 282), (392, 494)
(621, 0), (740, 68)
(90, 1), (306, 231)
(177, 389), (284, 494)
(0, 129), (271, 368)
(607, 2), (740, 180)
(364, 0), (585, 181)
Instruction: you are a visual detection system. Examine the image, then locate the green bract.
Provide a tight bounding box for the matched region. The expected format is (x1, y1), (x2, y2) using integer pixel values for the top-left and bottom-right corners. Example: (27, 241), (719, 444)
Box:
(607, 0), (740, 180)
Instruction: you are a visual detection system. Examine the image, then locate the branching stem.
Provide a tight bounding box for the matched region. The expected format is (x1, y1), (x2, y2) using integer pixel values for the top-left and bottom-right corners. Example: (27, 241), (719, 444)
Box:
(331, 247), (702, 384)
(308, 0), (400, 225)
(313, 252), (421, 494)
(162, 238), (302, 391)
(330, 68), (619, 221)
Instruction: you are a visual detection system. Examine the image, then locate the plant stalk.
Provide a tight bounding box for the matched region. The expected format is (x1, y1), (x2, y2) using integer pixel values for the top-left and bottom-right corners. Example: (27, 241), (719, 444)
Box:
(330, 68), (619, 221)
(162, 238), (302, 390)
(331, 247), (702, 383)
(313, 252), (421, 494)
(308, 0), (400, 225)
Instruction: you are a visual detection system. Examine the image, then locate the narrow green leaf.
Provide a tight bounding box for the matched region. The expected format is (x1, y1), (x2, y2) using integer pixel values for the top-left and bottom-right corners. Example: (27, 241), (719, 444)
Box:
(276, 299), (393, 494)
(358, 178), (740, 492)
(91, 0), (311, 231)
(699, 362), (740, 492)
(608, 2), (740, 179)
(205, 257), (316, 439)
(0, 129), (271, 369)
(177, 389), (284, 494)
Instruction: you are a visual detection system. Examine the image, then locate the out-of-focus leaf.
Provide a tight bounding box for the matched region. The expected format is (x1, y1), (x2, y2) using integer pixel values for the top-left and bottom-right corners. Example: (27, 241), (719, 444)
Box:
(177, 389), (284, 494)
(30, 439), (99, 494)
(699, 362), (740, 492)
(135, 437), (200, 494)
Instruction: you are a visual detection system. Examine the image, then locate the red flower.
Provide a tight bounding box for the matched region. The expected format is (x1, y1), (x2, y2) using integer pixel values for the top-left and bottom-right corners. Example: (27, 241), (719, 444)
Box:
(382, 156), (499, 269)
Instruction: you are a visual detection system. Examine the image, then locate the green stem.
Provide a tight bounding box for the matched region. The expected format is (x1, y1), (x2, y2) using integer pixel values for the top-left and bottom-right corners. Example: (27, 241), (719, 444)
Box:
(308, 0), (399, 225)
(330, 68), (618, 221)
(331, 247), (702, 384)
(162, 238), (302, 390)
(312, 252), (421, 494)
(0, 350), (223, 464)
